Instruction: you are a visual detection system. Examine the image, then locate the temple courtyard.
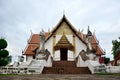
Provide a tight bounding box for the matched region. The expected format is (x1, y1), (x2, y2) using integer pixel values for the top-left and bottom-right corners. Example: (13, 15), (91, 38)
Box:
(0, 74), (120, 80)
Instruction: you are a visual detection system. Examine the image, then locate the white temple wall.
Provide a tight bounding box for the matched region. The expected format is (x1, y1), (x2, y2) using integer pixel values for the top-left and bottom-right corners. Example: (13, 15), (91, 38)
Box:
(68, 50), (74, 61)
(75, 37), (87, 57)
(45, 37), (53, 57)
(45, 56), (52, 67)
(88, 54), (96, 60)
(66, 35), (73, 45)
(55, 35), (62, 44)
(54, 50), (60, 61)
(78, 55), (87, 67)
(26, 56), (33, 61)
(95, 56), (100, 62)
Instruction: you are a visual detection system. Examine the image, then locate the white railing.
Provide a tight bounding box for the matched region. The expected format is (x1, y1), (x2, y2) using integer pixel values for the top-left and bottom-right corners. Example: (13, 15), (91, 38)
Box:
(85, 60), (106, 74)
(0, 67), (27, 74)
(0, 60), (45, 74)
(87, 60), (120, 74)
(106, 66), (120, 73)
(27, 60), (45, 74)
(86, 60), (96, 74)
(94, 65), (106, 73)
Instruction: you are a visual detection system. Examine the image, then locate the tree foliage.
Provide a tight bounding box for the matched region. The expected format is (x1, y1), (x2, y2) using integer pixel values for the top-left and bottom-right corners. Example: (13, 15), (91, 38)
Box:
(0, 38), (7, 50)
(104, 57), (110, 64)
(0, 60), (8, 66)
(0, 50), (9, 58)
(112, 37), (120, 58)
(0, 38), (9, 66)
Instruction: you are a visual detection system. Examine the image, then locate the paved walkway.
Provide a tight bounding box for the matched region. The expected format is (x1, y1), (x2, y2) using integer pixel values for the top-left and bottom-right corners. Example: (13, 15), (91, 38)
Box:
(0, 74), (120, 80)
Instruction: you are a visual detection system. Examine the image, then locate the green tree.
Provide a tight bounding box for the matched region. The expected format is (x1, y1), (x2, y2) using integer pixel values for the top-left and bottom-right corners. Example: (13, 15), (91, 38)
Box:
(104, 57), (110, 65)
(0, 38), (9, 66)
(112, 37), (120, 58)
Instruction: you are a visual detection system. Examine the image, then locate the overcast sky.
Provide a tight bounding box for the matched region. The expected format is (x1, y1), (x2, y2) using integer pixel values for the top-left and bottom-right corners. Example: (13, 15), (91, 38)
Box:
(0, 0), (120, 61)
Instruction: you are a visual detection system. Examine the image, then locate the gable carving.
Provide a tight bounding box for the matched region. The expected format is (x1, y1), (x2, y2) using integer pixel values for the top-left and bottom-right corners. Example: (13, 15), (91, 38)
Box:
(54, 22), (75, 35)
(54, 33), (74, 51)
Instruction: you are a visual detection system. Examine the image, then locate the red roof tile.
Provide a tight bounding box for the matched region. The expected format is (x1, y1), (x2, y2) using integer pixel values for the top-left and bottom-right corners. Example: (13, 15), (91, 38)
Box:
(28, 34), (40, 44)
(91, 35), (98, 44)
(23, 44), (38, 55)
(91, 35), (104, 55)
(23, 32), (49, 55)
(23, 30), (104, 55)
(92, 45), (104, 55)
(45, 32), (50, 39)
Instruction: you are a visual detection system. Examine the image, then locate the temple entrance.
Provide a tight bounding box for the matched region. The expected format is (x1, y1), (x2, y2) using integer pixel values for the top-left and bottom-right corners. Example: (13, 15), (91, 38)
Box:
(60, 48), (68, 61)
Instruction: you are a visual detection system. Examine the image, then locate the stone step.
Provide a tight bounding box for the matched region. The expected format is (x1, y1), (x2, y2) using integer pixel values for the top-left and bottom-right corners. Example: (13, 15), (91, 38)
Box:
(52, 61), (76, 67)
(42, 67), (91, 74)
(42, 61), (91, 74)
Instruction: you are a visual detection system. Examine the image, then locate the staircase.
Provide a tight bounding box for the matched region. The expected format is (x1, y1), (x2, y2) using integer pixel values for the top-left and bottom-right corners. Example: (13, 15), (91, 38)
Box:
(42, 61), (91, 74)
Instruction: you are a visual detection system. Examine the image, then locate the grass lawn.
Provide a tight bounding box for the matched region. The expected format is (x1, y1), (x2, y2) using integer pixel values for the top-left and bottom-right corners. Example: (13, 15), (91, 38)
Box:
(95, 73), (120, 75)
(0, 74), (120, 80)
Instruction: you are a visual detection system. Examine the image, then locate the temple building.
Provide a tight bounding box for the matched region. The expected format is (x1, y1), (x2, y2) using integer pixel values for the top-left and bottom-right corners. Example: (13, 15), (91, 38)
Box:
(22, 15), (104, 74)
(1, 15), (120, 74)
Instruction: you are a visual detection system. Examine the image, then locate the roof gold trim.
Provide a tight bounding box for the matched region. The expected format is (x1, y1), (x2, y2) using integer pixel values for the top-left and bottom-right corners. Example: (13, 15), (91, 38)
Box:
(45, 15), (86, 45)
